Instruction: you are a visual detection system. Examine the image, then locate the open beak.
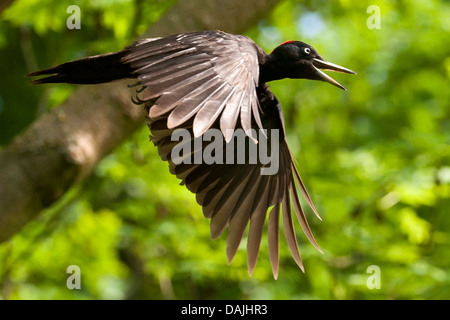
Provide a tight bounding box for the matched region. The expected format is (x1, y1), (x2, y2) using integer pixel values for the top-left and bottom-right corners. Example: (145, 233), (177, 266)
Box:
(312, 58), (356, 90)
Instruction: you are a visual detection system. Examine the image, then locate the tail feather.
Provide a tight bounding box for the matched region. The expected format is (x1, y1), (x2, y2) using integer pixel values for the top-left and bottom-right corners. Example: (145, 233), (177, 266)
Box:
(27, 50), (135, 85)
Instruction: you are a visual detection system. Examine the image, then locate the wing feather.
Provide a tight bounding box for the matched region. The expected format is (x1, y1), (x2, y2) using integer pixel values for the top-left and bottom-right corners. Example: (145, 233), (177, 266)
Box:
(225, 167), (261, 264)
(247, 174), (271, 275)
(268, 203), (280, 279)
(124, 31), (262, 140)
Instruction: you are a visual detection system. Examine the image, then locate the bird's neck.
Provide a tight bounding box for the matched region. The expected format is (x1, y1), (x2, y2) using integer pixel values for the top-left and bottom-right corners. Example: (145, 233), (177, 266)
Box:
(258, 55), (287, 84)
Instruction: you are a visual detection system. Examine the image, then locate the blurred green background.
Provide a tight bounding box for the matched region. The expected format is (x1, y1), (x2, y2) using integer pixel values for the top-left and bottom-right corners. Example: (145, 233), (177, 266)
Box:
(0, 0), (449, 299)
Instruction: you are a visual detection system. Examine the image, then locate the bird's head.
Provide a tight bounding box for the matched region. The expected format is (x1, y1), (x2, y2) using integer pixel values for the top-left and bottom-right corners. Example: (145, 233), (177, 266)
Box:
(264, 40), (356, 90)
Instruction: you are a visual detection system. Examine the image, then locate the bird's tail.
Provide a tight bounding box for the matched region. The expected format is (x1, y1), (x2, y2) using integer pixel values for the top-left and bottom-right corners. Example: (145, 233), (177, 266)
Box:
(27, 50), (135, 85)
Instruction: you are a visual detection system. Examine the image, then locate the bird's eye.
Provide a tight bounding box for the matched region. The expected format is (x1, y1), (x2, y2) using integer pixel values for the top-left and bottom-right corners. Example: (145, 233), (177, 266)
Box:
(304, 48), (311, 54)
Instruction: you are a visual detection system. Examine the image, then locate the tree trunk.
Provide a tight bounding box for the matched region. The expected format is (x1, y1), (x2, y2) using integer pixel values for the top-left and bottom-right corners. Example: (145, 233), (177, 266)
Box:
(0, 0), (280, 243)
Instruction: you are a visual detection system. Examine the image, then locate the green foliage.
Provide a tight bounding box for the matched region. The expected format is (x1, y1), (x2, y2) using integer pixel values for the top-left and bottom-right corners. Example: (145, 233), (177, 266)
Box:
(0, 0), (449, 299)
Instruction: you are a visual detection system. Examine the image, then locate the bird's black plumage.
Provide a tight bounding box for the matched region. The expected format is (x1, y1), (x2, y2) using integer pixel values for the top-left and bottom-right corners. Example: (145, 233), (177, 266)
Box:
(28, 30), (355, 278)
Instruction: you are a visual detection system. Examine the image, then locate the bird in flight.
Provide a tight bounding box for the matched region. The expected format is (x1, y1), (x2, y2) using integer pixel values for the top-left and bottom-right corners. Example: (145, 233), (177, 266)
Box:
(28, 30), (355, 278)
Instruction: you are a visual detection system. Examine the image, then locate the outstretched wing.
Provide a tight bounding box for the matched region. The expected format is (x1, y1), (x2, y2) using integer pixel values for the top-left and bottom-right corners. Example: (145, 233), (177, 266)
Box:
(124, 31), (264, 142)
(147, 84), (322, 278)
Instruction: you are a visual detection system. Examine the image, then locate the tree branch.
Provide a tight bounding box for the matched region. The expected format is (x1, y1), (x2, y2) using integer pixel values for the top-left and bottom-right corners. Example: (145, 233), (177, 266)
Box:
(0, 0), (280, 243)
